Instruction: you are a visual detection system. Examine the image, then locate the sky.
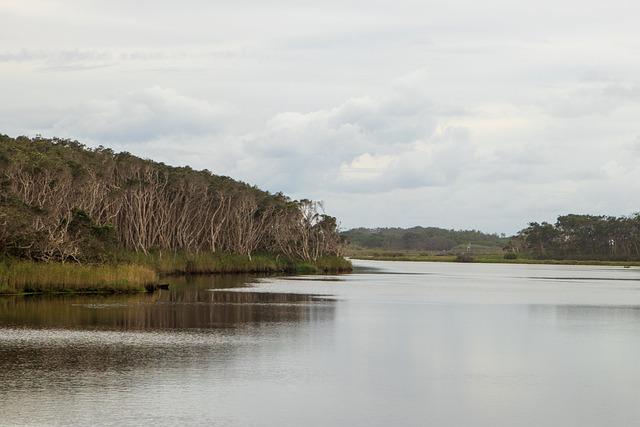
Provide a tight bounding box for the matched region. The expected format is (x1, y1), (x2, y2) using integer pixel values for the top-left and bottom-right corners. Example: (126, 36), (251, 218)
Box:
(2, 0), (640, 234)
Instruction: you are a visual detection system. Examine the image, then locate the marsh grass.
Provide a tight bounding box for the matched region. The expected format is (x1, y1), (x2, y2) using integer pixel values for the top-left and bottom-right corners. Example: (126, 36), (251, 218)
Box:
(0, 261), (157, 294)
(0, 253), (352, 295)
(121, 252), (286, 274)
(116, 251), (352, 275)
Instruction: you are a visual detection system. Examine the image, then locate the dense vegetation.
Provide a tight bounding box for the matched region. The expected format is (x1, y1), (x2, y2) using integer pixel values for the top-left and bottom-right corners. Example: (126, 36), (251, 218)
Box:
(0, 261), (157, 294)
(342, 226), (507, 254)
(514, 214), (640, 261)
(0, 135), (350, 292)
(345, 215), (640, 265)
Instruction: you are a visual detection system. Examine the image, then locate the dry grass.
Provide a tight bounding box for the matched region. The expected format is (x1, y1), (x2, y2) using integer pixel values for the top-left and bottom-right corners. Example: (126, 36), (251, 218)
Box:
(0, 252), (352, 295)
(118, 251), (352, 275)
(0, 261), (157, 294)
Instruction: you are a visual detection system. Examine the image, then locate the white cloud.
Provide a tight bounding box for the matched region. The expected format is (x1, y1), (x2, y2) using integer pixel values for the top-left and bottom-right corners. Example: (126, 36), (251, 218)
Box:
(230, 79), (453, 193)
(49, 87), (230, 144)
(4, 0), (640, 233)
(340, 153), (395, 180)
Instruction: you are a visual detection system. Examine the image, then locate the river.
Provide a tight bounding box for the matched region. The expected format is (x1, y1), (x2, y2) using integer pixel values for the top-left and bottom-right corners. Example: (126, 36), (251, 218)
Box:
(1, 260), (640, 426)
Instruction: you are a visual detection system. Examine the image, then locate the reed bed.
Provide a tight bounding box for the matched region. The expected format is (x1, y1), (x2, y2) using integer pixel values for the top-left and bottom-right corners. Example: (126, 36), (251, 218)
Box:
(0, 253), (351, 295)
(0, 261), (158, 294)
(117, 251), (352, 275)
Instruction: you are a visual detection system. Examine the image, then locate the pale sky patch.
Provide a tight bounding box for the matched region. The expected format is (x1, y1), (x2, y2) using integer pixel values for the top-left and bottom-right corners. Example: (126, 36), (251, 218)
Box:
(2, 0), (640, 234)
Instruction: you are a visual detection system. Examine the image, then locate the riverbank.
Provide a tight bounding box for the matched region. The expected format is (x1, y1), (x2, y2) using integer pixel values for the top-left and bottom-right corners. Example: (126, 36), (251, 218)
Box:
(0, 262), (158, 294)
(116, 252), (352, 275)
(0, 254), (352, 295)
(348, 251), (640, 267)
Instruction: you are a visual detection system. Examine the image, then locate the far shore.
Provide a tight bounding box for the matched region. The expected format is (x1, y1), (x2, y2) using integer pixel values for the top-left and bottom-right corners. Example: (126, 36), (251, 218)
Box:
(348, 253), (640, 267)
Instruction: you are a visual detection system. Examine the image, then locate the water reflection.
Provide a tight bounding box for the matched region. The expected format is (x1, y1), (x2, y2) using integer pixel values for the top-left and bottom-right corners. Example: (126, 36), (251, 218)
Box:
(3, 262), (640, 426)
(528, 303), (640, 327)
(0, 273), (336, 330)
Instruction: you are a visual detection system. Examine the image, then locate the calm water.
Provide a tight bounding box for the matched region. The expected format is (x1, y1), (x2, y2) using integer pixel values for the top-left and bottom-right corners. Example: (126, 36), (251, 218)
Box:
(2, 260), (640, 426)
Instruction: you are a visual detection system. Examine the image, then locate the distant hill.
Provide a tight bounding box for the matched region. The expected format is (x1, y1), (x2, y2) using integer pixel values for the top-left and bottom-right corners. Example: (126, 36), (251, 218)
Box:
(342, 226), (507, 253)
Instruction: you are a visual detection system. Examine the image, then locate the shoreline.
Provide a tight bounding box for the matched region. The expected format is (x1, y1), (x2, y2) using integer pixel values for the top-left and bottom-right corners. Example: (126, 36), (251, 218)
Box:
(349, 254), (640, 267)
(0, 254), (353, 296)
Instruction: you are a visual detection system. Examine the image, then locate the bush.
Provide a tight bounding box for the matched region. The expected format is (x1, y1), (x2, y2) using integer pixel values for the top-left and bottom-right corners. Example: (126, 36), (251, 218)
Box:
(503, 252), (518, 260)
(454, 254), (474, 263)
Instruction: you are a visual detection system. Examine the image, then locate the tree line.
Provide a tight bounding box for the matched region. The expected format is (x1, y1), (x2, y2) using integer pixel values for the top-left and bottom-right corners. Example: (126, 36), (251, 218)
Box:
(511, 214), (640, 260)
(0, 135), (343, 263)
(342, 226), (507, 252)
(344, 216), (640, 262)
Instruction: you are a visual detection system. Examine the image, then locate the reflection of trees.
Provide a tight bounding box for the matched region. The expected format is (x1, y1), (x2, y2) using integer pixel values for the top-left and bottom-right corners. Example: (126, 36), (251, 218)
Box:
(527, 304), (640, 324)
(0, 275), (336, 330)
(0, 277), (337, 397)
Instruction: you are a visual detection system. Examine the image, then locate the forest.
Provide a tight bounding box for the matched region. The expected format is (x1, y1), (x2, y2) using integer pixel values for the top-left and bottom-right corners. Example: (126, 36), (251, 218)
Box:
(0, 135), (349, 291)
(2, 133), (638, 293)
(344, 216), (640, 264)
(514, 214), (640, 261)
(342, 226), (507, 253)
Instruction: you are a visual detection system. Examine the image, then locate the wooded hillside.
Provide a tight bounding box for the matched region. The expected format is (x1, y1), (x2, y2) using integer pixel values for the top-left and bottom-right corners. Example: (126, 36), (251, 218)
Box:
(342, 226), (507, 253)
(0, 135), (343, 263)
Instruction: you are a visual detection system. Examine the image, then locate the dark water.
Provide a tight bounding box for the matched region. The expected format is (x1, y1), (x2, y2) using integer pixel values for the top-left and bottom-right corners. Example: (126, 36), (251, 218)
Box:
(2, 260), (640, 426)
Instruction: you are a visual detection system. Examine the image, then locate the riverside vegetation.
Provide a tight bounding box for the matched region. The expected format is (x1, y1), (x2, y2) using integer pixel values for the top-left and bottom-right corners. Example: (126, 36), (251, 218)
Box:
(0, 135), (351, 294)
(344, 216), (640, 266)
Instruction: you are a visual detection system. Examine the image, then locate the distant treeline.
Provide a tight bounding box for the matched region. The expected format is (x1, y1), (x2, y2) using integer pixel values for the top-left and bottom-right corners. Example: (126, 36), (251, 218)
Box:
(0, 135), (344, 263)
(514, 214), (640, 260)
(345, 214), (640, 262)
(342, 226), (507, 252)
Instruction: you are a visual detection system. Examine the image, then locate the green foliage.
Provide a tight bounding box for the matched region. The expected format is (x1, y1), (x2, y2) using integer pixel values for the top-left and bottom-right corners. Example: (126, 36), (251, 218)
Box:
(342, 226), (506, 253)
(518, 214), (640, 261)
(454, 254), (474, 263)
(346, 214), (640, 264)
(0, 135), (348, 267)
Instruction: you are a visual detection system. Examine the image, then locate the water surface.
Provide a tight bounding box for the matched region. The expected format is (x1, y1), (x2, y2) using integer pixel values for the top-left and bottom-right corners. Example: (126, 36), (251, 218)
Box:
(2, 260), (640, 426)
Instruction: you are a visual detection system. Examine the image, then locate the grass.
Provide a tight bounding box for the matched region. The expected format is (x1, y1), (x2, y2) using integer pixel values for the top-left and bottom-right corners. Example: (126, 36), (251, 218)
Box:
(118, 251), (287, 275)
(115, 251), (352, 275)
(0, 261), (157, 294)
(0, 253), (352, 295)
(292, 255), (353, 274)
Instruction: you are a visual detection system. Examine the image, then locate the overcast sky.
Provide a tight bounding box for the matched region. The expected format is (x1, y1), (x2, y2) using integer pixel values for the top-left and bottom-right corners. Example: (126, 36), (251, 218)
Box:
(2, 0), (640, 234)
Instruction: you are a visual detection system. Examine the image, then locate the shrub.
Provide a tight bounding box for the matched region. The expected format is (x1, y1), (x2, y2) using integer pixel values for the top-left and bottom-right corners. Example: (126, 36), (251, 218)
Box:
(454, 254), (474, 263)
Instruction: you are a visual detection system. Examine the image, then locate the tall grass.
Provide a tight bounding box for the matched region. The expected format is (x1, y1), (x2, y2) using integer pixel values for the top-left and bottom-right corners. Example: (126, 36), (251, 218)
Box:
(119, 252), (284, 274)
(115, 251), (352, 275)
(303, 256), (353, 273)
(0, 261), (157, 294)
(0, 252), (352, 295)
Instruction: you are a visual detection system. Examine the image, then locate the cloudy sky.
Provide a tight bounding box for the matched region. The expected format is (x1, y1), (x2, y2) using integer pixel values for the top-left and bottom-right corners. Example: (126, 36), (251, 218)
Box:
(2, 0), (640, 234)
